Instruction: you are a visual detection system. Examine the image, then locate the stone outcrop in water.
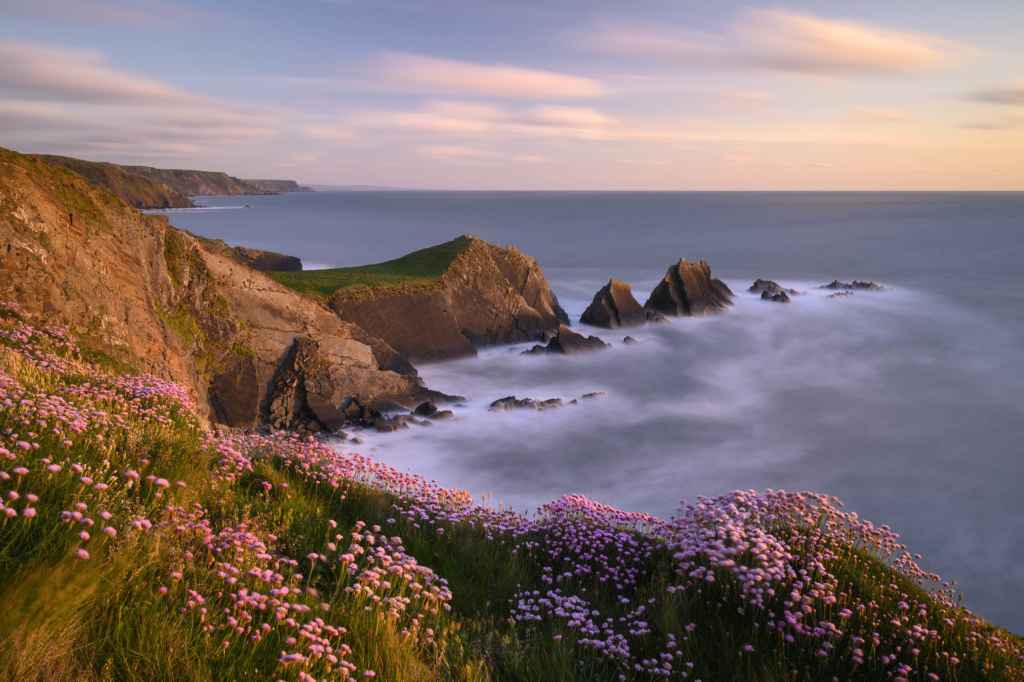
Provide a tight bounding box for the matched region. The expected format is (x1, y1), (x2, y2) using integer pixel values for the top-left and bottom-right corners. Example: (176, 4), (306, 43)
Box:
(749, 279), (798, 296)
(581, 278), (662, 328)
(822, 280), (883, 291)
(0, 147), (437, 432)
(761, 289), (791, 303)
(328, 236), (569, 363)
(644, 259), (733, 316)
(524, 325), (608, 355)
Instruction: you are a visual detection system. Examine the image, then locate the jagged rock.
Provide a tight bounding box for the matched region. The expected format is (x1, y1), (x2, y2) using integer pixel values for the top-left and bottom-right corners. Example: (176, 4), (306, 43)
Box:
(431, 410), (455, 420)
(622, 336), (638, 345)
(644, 260), (733, 316)
(580, 391), (606, 400)
(581, 279), (650, 328)
(761, 290), (791, 303)
(822, 280), (883, 291)
(524, 325), (608, 355)
(749, 279), (798, 297)
(828, 291), (854, 299)
(413, 401), (438, 417)
(328, 235), (569, 363)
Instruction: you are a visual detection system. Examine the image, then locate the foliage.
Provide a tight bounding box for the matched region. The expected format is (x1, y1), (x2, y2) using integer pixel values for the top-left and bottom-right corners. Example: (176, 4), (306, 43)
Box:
(0, 300), (1020, 681)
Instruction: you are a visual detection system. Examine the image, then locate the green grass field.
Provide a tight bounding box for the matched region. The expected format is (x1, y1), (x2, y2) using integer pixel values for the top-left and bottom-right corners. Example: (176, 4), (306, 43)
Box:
(267, 236), (472, 297)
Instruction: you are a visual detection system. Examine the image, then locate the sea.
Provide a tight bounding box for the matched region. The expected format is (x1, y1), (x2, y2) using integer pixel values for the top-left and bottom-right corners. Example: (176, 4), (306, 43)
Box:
(163, 190), (1024, 632)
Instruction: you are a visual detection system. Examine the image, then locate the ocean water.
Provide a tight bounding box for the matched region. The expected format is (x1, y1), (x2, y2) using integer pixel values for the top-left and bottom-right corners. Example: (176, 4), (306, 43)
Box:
(167, 191), (1024, 631)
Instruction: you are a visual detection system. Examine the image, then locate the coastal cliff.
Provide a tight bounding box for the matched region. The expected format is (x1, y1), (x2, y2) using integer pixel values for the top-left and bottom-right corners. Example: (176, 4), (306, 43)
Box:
(0, 147), (432, 429)
(272, 236), (570, 362)
(35, 154), (309, 209)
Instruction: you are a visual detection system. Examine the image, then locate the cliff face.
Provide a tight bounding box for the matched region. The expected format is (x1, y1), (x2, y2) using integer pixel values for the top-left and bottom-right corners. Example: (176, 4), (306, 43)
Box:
(35, 155), (194, 209)
(35, 154), (308, 209)
(327, 236), (569, 362)
(0, 147), (428, 430)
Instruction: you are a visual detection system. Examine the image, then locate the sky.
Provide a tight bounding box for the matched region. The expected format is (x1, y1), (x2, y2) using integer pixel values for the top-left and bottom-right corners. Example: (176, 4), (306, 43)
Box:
(1, 0), (1023, 189)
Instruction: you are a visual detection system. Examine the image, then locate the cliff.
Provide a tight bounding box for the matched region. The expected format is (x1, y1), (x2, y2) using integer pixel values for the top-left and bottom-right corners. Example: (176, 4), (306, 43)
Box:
(0, 147), (431, 430)
(35, 154), (309, 209)
(35, 154), (193, 209)
(271, 236), (569, 362)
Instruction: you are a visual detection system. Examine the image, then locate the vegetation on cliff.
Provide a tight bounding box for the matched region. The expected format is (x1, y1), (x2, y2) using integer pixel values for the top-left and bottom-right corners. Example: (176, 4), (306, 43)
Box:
(35, 153), (308, 209)
(268, 237), (472, 298)
(0, 302), (1020, 682)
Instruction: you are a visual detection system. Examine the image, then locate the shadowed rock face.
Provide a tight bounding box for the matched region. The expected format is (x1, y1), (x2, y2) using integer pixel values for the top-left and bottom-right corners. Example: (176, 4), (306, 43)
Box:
(0, 147), (435, 431)
(524, 325), (608, 355)
(644, 259), (733, 316)
(581, 279), (649, 328)
(329, 236), (569, 363)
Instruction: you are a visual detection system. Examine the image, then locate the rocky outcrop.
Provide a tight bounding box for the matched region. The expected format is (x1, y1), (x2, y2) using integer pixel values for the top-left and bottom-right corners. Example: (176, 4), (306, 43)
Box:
(749, 279), (798, 296)
(0, 147), (434, 431)
(581, 279), (661, 328)
(524, 325), (608, 355)
(232, 246), (302, 272)
(328, 236), (569, 362)
(761, 290), (791, 303)
(644, 260), (733, 316)
(822, 280), (883, 291)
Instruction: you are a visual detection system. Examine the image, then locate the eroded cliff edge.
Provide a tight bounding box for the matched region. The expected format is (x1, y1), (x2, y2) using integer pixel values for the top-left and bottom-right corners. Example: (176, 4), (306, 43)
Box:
(0, 148), (432, 431)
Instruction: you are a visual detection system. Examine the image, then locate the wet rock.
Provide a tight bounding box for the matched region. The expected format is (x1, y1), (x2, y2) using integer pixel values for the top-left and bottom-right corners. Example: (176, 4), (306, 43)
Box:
(827, 291), (854, 299)
(489, 396), (562, 411)
(761, 289), (791, 303)
(749, 279), (799, 296)
(581, 279), (649, 328)
(644, 260), (733, 317)
(524, 325), (608, 355)
(581, 391), (607, 400)
(413, 401), (438, 417)
(821, 279), (883, 291)
(622, 336), (638, 345)
(431, 410), (455, 420)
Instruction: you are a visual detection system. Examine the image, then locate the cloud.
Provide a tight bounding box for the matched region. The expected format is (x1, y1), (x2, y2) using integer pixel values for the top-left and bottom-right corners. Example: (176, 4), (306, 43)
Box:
(418, 145), (545, 164)
(304, 123), (355, 143)
(0, 41), (193, 104)
(959, 117), (1023, 131)
(371, 52), (606, 99)
(0, 0), (188, 26)
(0, 40), (278, 163)
(346, 100), (618, 141)
(967, 83), (1024, 106)
(582, 8), (961, 76)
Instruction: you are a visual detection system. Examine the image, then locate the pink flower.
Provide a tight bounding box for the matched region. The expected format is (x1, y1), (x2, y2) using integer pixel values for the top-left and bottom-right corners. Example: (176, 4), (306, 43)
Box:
(75, 548), (90, 560)
(22, 507), (36, 518)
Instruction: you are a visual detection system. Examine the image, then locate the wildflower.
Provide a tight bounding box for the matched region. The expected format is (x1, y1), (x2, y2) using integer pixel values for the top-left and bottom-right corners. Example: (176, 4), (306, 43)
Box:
(75, 548), (90, 560)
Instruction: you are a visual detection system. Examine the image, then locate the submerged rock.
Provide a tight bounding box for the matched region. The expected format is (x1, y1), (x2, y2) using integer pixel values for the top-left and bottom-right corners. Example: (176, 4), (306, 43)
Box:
(822, 279), (883, 291)
(644, 260), (733, 317)
(490, 396), (563, 411)
(524, 325), (608, 355)
(413, 401), (438, 417)
(622, 335), (638, 345)
(749, 278), (798, 296)
(581, 278), (655, 328)
(828, 291), (854, 299)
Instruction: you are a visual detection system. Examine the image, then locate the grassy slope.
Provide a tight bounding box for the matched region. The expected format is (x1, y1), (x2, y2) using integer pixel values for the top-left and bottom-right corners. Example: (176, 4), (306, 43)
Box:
(267, 236), (471, 298)
(35, 155), (194, 209)
(0, 304), (1021, 681)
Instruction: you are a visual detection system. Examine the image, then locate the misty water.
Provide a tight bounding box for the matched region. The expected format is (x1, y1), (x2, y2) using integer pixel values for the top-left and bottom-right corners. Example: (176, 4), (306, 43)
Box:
(168, 191), (1024, 631)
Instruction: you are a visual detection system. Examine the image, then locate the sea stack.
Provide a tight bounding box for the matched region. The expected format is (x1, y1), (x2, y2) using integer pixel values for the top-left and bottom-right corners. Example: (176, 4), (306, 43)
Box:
(580, 278), (649, 328)
(644, 259), (733, 316)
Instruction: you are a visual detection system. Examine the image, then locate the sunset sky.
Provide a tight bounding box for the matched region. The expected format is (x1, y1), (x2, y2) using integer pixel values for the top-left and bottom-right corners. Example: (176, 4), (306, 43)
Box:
(2, 0), (1022, 189)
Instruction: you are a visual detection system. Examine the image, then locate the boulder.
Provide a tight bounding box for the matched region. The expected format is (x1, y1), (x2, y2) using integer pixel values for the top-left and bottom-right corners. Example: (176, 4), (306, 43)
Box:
(644, 260), (733, 317)
(524, 325), (608, 355)
(489, 396), (563, 411)
(413, 401), (439, 417)
(622, 335), (638, 345)
(761, 289), (791, 303)
(581, 279), (648, 328)
(821, 279), (883, 291)
(749, 279), (798, 296)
